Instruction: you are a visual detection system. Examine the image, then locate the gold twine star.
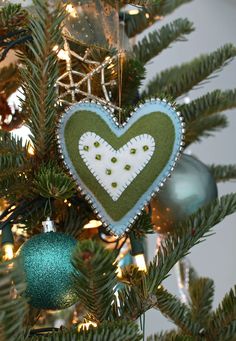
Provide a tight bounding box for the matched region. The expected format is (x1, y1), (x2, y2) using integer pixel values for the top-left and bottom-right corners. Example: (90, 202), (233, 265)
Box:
(56, 36), (121, 111)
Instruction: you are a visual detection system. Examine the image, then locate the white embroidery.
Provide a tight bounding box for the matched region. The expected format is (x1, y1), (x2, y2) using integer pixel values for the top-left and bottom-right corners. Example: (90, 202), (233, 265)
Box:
(79, 132), (156, 201)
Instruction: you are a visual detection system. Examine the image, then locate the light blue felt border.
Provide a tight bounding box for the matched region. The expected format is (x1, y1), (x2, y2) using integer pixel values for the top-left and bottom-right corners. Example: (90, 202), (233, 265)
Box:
(57, 99), (184, 236)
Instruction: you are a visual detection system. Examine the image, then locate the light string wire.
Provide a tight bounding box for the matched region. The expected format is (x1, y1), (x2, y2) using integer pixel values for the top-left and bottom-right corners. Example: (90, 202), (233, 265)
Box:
(116, 0), (123, 124)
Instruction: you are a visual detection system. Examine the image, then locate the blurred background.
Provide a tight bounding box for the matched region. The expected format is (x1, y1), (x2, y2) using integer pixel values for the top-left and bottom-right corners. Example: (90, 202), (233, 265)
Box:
(142, 0), (236, 335)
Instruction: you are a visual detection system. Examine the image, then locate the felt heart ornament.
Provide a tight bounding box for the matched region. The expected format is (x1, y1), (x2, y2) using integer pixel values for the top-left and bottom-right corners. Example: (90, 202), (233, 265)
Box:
(57, 99), (185, 236)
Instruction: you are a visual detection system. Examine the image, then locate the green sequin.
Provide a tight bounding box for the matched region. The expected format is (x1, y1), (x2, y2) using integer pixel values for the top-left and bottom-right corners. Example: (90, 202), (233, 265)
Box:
(143, 145), (149, 151)
(111, 157), (117, 163)
(94, 141), (100, 147)
(124, 164), (131, 171)
(83, 145), (89, 151)
(130, 148), (136, 154)
(95, 154), (101, 160)
(106, 169), (112, 175)
(111, 182), (117, 188)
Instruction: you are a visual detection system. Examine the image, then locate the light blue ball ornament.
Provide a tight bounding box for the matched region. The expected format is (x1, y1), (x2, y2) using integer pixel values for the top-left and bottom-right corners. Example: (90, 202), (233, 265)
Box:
(151, 154), (218, 233)
(19, 232), (79, 310)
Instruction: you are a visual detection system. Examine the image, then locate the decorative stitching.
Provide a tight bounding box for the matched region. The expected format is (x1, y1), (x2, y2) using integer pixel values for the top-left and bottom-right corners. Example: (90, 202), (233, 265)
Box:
(79, 132), (156, 201)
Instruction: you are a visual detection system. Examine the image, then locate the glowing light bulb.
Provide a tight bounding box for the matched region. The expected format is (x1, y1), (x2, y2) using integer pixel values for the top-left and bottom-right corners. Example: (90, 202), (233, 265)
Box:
(2, 243), (14, 261)
(128, 9), (140, 15)
(83, 220), (102, 229)
(66, 4), (77, 17)
(133, 254), (147, 272)
(27, 143), (35, 155)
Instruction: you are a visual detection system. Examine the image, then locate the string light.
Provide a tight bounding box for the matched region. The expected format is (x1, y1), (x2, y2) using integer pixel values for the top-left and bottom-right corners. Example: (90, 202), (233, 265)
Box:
(65, 4), (77, 18)
(27, 143), (35, 155)
(133, 254), (147, 272)
(128, 9), (140, 15)
(129, 231), (147, 272)
(83, 220), (102, 229)
(2, 243), (14, 261)
(1, 224), (14, 261)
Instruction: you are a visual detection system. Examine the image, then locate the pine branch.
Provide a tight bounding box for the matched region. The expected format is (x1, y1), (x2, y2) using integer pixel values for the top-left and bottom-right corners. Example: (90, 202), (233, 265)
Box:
(0, 257), (28, 341)
(185, 114), (228, 146)
(0, 3), (28, 35)
(180, 89), (236, 124)
(189, 278), (214, 326)
(142, 44), (236, 99)
(208, 286), (236, 340)
(133, 18), (194, 64)
(150, 193), (236, 291)
(113, 58), (145, 109)
(123, 0), (192, 38)
(217, 321), (236, 341)
(28, 321), (142, 341)
(208, 164), (236, 182)
(147, 332), (194, 341)
(33, 163), (76, 200)
(0, 133), (31, 180)
(118, 194), (236, 321)
(154, 287), (200, 335)
(19, 0), (64, 160)
(72, 240), (118, 323)
(132, 211), (154, 238)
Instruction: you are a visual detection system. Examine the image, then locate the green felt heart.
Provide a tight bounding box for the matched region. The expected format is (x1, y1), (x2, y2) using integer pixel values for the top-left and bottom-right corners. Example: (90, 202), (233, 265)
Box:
(57, 100), (184, 235)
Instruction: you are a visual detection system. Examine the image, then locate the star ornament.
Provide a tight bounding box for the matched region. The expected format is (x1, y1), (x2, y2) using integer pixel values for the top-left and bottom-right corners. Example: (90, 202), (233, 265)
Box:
(55, 36), (121, 111)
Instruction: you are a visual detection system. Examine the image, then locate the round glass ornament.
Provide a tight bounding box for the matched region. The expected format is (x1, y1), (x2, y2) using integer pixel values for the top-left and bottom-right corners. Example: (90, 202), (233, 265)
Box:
(151, 154), (218, 233)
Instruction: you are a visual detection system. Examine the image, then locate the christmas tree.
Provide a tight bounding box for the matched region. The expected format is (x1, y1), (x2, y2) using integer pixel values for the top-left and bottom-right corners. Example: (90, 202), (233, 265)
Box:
(0, 0), (236, 340)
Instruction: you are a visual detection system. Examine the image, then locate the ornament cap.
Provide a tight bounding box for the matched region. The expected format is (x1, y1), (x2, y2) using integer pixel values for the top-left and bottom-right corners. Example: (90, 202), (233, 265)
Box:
(42, 217), (56, 233)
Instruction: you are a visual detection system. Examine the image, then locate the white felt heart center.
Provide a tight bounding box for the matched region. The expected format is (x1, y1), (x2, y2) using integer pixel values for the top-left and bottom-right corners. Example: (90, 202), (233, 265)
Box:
(79, 132), (156, 201)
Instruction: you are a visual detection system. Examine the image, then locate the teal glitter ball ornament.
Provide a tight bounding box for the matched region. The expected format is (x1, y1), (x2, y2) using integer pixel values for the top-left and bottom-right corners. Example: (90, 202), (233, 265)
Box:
(19, 232), (78, 310)
(151, 154), (218, 233)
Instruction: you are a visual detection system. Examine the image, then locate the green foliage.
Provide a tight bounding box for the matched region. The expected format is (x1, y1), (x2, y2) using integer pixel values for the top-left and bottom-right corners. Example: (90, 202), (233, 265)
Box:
(189, 278), (214, 326)
(112, 58), (145, 110)
(185, 113), (228, 146)
(33, 163), (76, 199)
(20, 0), (64, 160)
(154, 286), (199, 335)
(151, 194), (236, 289)
(208, 286), (236, 340)
(142, 44), (236, 99)
(0, 132), (31, 199)
(132, 211), (154, 237)
(72, 240), (118, 323)
(124, 0), (192, 38)
(0, 257), (27, 341)
(0, 3), (28, 34)
(208, 164), (236, 182)
(0, 133), (30, 176)
(180, 89), (236, 123)
(117, 194), (236, 322)
(181, 89), (236, 144)
(28, 321), (142, 341)
(147, 333), (194, 341)
(133, 18), (194, 64)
